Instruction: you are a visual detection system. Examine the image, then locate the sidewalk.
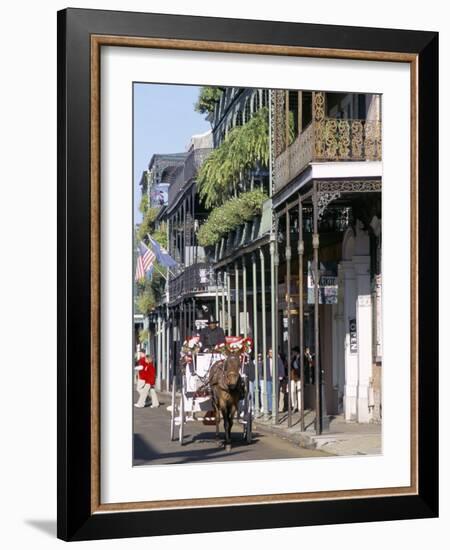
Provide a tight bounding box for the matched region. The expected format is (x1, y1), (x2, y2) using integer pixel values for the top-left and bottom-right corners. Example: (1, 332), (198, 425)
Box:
(253, 409), (382, 456)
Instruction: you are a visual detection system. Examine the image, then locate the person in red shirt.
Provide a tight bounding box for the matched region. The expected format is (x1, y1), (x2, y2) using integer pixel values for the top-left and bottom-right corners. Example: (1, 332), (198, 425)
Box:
(134, 351), (159, 408)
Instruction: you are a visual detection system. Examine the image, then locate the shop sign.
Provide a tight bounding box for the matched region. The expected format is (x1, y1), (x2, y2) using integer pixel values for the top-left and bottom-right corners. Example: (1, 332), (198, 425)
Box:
(307, 261), (338, 304)
(349, 318), (358, 353)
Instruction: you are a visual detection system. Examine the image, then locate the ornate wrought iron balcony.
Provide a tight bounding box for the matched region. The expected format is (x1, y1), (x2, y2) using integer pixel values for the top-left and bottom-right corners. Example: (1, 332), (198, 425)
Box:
(167, 148), (212, 208)
(168, 262), (217, 303)
(274, 118), (382, 194)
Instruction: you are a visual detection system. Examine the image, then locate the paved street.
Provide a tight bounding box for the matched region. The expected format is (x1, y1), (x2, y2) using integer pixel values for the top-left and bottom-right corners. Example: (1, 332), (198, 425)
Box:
(133, 393), (331, 465)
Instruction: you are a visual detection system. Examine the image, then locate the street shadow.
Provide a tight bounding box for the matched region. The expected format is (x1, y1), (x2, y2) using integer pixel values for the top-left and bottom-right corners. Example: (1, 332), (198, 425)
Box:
(133, 430), (262, 466)
(25, 519), (56, 537)
(187, 430), (261, 448)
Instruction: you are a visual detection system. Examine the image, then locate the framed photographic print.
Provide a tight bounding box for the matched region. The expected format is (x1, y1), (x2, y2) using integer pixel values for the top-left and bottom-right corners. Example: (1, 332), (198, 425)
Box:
(57, 8), (438, 541)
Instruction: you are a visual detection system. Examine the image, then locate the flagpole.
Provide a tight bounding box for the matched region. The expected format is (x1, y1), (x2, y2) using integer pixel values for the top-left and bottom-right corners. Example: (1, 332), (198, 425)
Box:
(153, 263), (168, 281)
(147, 233), (177, 278)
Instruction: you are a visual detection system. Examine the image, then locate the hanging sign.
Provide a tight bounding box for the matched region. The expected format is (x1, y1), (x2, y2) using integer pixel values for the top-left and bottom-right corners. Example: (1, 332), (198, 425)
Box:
(307, 261), (338, 304)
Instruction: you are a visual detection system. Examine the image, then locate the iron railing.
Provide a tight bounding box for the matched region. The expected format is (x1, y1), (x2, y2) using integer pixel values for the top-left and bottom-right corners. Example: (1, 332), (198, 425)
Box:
(168, 263), (217, 302)
(274, 118), (382, 193)
(167, 148), (212, 207)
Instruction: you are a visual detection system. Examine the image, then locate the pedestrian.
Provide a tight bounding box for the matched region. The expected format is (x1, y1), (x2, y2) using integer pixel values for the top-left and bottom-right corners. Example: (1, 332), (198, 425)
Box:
(256, 352), (264, 413)
(245, 354), (256, 413)
(134, 352), (159, 408)
(290, 346), (302, 412)
(260, 348), (285, 415)
(277, 350), (287, 413)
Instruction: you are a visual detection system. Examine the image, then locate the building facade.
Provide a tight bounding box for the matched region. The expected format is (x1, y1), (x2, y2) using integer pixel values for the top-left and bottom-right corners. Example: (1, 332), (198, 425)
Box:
(138, 87), (382, 431)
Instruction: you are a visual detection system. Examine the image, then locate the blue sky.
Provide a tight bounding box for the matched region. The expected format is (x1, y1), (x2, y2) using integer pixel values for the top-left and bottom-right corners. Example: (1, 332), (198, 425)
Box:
(133, 83), (211, 222)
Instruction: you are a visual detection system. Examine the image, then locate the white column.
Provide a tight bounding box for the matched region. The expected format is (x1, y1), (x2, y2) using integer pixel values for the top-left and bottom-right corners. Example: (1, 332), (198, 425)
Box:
(353, 256), (373, 423)
(341, 261), (358, 421)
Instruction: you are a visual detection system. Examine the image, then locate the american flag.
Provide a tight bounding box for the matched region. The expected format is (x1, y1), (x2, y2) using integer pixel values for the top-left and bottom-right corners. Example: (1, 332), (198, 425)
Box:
(135, 255), (145, 282)
(135, 241), (155, 281)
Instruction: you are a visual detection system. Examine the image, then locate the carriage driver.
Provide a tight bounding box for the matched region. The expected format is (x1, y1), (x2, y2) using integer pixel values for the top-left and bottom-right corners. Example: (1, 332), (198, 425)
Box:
(199, 318), (226, 352)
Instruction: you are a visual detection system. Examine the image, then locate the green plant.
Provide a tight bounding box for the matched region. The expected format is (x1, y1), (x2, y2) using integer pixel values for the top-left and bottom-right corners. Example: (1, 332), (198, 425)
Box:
(136, 206), (160, 242)
(151, 223), (168, 250)
(139, 193), (149, 214)
(194, 86), (222, 114)
(197, 107), (269, 207)
(136, 291), (155, 315)
(197, 189), (268, 247)
(139, 328), (149, 343)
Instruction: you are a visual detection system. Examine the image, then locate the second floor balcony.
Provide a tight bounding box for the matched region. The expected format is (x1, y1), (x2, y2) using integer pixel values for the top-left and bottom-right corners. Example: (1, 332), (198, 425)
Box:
(167, 147), (212, 209)
(274, 117), (382, 194)
(168, 262), (217, 303)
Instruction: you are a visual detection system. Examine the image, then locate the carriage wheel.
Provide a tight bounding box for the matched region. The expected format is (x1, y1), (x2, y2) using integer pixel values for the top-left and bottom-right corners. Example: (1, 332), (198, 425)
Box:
(170, 376), (176, 441)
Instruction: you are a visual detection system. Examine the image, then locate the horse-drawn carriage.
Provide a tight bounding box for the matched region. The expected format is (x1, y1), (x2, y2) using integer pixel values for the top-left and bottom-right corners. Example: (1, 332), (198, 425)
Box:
(169, 336), (253, 450)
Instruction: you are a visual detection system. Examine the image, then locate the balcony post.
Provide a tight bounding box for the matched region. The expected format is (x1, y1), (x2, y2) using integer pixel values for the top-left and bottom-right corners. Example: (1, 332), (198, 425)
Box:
(260, 247), (268, 420)
(235, 262), (240, 336)
(242, 258), (248, 337)
(156, 311), (162, 391)
(313, 185), (320, 434)
(270, 227), (279, 425)
(181, 302), (186, 344)
(274, 220), (280, 424)
(166, 308), (170, 391)
(226, 269), (232, 336)
(183, 198), (186, 266)
(286, 209), (292, 427)
(220, 271), (226, 330)
(312, 182), (329, 434)
(161, 310), (166, 390)
(187, 300), (191, 337)
(252, 252), (260, 414)
(298, 195), (305, 432)
(215, 271), (220, 325)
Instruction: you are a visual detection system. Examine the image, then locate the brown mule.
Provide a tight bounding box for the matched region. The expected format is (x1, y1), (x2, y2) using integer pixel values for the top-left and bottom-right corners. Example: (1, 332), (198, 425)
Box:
(209, 354), (243, 452)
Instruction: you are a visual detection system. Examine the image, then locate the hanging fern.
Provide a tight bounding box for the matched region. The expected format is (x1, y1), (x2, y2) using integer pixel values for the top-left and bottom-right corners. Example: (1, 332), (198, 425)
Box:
(197, 189), (268, 247)
(197, 107), (269, 208)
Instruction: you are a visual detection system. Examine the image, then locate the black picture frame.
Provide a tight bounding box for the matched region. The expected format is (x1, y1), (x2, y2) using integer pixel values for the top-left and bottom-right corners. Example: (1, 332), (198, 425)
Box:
(57, 8), (438, 541)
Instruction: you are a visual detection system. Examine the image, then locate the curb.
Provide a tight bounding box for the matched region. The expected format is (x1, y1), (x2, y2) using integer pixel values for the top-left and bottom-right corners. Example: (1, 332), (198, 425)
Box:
(252, 418), (318, 450)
